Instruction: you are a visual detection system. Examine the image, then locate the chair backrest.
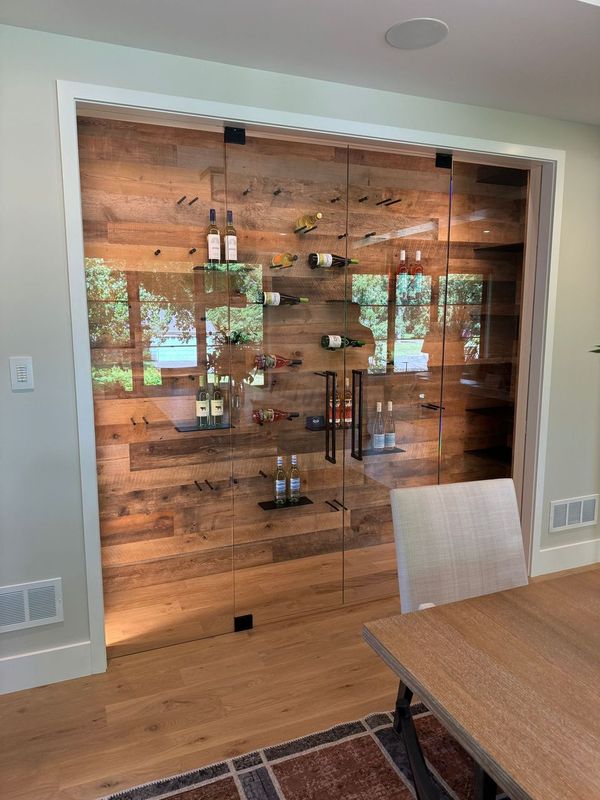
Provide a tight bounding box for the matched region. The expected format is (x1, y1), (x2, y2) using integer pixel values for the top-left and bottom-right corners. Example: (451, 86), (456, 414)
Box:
(390, 478), (528, 613)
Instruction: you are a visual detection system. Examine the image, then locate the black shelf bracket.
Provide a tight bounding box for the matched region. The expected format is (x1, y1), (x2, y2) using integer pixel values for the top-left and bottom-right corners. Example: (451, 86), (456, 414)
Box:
(224, 126), (246, 145)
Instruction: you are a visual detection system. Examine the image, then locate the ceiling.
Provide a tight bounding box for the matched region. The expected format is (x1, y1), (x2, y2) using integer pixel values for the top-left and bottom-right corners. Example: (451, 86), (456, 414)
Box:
(1, 0), (600, 125)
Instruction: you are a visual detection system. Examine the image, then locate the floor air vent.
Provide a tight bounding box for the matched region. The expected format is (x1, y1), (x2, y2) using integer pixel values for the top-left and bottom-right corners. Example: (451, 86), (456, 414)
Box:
(0, 578), (63, 632)
(549, 495), (598, 533)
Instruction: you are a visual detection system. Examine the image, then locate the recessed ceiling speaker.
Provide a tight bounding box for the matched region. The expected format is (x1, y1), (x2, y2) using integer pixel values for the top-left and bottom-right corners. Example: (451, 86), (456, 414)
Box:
(385, 18), (449, 50)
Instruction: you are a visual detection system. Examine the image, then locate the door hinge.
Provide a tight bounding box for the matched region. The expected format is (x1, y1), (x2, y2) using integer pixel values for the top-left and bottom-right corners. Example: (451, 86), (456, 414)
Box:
(224, 126), (246, 145)
(435, 152), (453, 169)
(234, 613), (253, 631)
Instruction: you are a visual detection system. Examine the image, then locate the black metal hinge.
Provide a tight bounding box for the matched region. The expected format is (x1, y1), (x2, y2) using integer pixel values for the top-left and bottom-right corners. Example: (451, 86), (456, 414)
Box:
(435, 152), (453, 169)
(234, 613), (253, 632)
(224, 126), (246, 145)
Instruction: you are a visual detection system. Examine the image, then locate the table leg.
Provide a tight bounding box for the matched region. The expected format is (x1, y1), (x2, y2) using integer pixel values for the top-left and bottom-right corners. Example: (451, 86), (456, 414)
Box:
(474, 764), (497, 800)
(393, 681), (443, 800)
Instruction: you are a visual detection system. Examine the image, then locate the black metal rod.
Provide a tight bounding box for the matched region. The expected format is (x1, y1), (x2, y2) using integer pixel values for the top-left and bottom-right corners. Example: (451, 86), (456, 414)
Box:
(189, 247), (197, 255)
(154, 249), (161, 256)
(194, 480), (203, 492)
(364, 231), (377, 238)
(337, 233), (348, 239)
(188, 196), (199, 205)
(351, 370), (364, 461)
(384, 198), (402, 206)
(358, 196), (369, 202)
(376, 198), (391, 206)
(273, 188), (282, 196)
(325, 500), (339, 512)
(474, 766), (497, 800)
(393, 682), (442, 800)
(177, 195), (186, 204)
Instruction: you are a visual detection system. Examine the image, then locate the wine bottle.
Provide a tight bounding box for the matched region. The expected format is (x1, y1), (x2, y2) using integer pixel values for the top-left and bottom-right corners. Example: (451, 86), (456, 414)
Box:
(224, 210), (237, 263)
(257, 291), (309, 306)
(294, 212), (323, 233)
(397, 250), (408, 298)
(210, 374), (224, 426)
(329, 384), (342, 428)
(274, 456), (287, 507)
(252, 408), (300, 425)
(384, 401), (396, 449)
(207, 208), (221, 263)
(343, 377), (353, 429)
(413, 250), (423, 292)
(288, 455), (301, 504)
(308, 253), (359, 269)
(254, 353), (303, 370)
(321, 335), (365, 350)
(271, 252), (298, 269)
(373, 402), (385, 450)
(196, 375), (210, 429)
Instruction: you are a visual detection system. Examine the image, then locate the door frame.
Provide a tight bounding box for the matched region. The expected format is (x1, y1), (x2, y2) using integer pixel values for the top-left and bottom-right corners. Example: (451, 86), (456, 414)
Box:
(56, 80), (565, 674)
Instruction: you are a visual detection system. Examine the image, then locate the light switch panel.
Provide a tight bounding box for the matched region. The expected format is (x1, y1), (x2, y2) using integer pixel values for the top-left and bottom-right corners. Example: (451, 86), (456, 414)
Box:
(9, 356), (34, 391)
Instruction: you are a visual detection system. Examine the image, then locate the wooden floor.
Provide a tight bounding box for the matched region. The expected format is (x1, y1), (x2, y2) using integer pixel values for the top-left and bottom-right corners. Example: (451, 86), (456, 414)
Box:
(1, 596), (401, 800)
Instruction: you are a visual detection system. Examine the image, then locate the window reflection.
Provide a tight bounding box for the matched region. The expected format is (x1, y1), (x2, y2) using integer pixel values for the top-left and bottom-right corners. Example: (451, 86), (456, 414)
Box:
(395, 274), (432, 373)
(351, 274), (389, 374)
(439, 274), (484, 361)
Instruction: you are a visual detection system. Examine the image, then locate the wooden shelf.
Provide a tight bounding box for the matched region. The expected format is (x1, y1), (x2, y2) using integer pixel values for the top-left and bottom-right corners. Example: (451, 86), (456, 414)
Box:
(474, 242), (524, 254)
(464, 445), (513, 466)
(362, 446), (406, 456)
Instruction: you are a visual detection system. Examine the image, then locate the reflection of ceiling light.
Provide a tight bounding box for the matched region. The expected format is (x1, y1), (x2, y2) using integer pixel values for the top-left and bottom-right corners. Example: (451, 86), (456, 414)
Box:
(576, 0), (600, 6)
(483, 229), (491, 234)
(385, 18), (449, 50)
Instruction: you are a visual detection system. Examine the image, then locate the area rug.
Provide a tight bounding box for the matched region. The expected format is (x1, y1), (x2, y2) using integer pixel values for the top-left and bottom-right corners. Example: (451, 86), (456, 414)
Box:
(101, 705), (509, 800)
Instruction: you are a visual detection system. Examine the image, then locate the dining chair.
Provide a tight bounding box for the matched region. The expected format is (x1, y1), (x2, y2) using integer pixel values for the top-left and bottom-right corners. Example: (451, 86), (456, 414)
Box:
(389, 478), (528, 800)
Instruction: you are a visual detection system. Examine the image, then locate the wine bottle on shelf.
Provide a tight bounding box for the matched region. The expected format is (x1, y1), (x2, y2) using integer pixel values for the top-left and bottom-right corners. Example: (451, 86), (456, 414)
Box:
(413, 250), (423, 292)
(321, 335), (365, 350)
(196, 375), (210, 429)
(397, 250), (409, 298)
(288, 455), (301, 504)
(308, 253), (359, 269)
(384, 401), (396, 449)
(204, 208), (220, 293)
(254, 353), (303, 370)
(329, 384), (342, 428)
(224, 210), (237, 263)
(274, 456), (287, 507)
(210, 374), (224, 426)
(257, 291), (309, 306)
(252, 408), (300, 425)
(271, 252), (298, 269)
(343, 377), (353, 429)
(294, 212), (323, 233)
(372, 402), (385, 450)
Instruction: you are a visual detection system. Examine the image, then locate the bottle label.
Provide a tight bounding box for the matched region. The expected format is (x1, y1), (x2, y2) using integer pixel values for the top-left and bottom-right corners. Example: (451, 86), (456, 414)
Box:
(207, 233), (220, 261)
(317, 253), (333, 267)
(196, 400), (209, 418)
(211, 399), (224, 416)
(373, 433), (385, 449)
(327, 335), (342, 349)
(385, 432), (396, 448)
(275, 479), (286, 495)
(263, 292), (280, 306)
(290, 477), (301, 493)
(224, 235), (237, 262)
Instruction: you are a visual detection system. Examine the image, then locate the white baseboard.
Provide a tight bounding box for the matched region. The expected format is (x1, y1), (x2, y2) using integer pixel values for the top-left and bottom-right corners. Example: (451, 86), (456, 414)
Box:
(0, 640), (92, 694)
(531, 535), (600, 576)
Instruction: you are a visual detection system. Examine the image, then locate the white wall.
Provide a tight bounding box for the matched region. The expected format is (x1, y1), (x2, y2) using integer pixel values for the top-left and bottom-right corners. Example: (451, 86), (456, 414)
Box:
(1, 24), (598, 689)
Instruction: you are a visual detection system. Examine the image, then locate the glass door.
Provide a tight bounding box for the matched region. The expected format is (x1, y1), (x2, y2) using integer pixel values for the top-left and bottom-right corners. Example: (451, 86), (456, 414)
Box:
(224, 133), (348, 625)
(343, 147), (453, 604)
(439, 161), (528, 483)
(78, 119), (235, 657)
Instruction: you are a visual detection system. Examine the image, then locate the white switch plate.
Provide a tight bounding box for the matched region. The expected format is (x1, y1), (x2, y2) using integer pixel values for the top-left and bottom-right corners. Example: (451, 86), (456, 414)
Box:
(9, 356), (34, 391)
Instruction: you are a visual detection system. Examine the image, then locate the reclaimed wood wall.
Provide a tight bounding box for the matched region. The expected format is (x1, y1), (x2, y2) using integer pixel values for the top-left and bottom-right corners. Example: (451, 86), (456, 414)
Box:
(78, 116), (526, 657)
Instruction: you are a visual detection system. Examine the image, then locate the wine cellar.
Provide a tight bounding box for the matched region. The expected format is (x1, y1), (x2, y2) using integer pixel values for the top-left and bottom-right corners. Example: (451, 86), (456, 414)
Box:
(77, 116), (528, 657)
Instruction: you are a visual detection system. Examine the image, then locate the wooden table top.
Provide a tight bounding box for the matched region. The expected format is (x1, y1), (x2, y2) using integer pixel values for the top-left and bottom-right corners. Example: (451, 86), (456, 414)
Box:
(364, 570), (600, 800)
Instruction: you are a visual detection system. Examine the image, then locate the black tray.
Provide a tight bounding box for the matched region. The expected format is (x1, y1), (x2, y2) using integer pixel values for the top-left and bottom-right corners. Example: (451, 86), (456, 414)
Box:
(175, 422), (234, 433)
(258, 496), (313, 511)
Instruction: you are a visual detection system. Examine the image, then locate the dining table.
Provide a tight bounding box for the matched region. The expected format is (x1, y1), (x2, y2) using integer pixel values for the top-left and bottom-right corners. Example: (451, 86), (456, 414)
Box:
(363, 569), (600, 800)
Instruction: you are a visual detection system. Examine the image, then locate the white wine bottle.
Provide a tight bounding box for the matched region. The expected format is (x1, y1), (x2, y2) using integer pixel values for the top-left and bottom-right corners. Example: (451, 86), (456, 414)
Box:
(196, 375), (210, 429)
(308, 253), (359, 269)
(373, 402), (385, 450)
(210, 374), (224, 426)
(343, 377), (352, 429)
(207, 208), (221, 263)
(321, 335), (365, 350)
(224, 210), (237, 263)
(288, 455), (301, 504)
(258, 291), (309, 306)
(294, 212), (323, 233)
(384, 400), (396, 449)
(274, 456), (287, 506)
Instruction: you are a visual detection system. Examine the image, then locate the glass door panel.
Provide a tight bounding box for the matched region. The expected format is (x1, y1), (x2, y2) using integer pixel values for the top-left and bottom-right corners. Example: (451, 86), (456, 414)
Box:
(343, 148), (452, 604)
(439, 161), (528, 484)
(225, 134), (348, 625)
(78, 119), (235, 656)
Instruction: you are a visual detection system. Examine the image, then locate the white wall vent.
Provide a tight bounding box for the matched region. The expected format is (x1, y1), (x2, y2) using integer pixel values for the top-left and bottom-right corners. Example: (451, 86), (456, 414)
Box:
(549, 495), (598, 533)
(0, 578), (63, 633)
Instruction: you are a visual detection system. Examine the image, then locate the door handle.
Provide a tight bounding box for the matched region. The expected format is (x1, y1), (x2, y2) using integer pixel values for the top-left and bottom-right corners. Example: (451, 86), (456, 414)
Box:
(315, 371), (337, 464)
(351, 369), (364, 461)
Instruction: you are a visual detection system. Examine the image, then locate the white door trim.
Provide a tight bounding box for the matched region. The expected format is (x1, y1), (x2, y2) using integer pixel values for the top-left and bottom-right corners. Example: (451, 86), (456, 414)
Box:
(56, 80), (565, 674)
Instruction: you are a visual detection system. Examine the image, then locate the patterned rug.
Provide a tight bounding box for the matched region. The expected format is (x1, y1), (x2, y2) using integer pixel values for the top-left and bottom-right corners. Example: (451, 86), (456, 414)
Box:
(102, 705), (508, 800)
